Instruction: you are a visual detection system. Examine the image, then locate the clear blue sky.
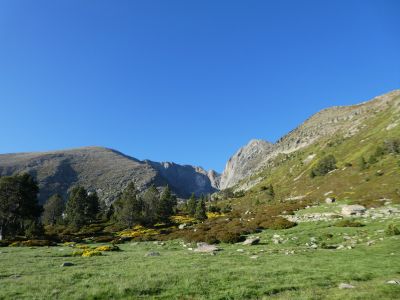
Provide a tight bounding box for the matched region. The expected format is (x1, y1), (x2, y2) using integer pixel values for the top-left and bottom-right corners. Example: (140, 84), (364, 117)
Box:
(1, 0), (399, 172)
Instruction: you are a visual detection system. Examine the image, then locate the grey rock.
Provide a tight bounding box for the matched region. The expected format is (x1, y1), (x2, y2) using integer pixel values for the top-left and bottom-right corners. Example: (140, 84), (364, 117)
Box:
(178, 224), (187, 230)
(325, 197), (336, 204)
(243, 237), (260, 246)
(194, 242), (219, 253)
(339, 283), (355, 289)
(145, 251), (160, 257)
(60, 262), (74, 267)
(386, 280), (400, 285)
(220, 139), (274, 189)
(341, 205), (366, 216)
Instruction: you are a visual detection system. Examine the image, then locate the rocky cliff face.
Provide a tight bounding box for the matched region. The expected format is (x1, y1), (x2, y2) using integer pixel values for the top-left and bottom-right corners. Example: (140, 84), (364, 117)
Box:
(220, 90), (400, 190)
(0, 147), (219, 204)
(219, 139), (274, 189)
(144, 160), (219, 197)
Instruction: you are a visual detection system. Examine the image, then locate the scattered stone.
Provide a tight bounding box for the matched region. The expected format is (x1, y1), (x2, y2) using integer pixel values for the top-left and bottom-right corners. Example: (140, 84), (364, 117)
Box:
(178, 223), (187, 230)
(237, 249), (244, 252)
(386, 280), (400, 285)
(60, 262), (74, 267)
(145, 251), (160, 257)
(194, 243), (219, 253)
(310, 244), (318, 249)
(250, 255), (259, 259)
(9, 274), (21, 279)
(188, 248), (193, 251)
(336, 245), (345, 250)
(325, 197), (336, 204)
(243, 237), (260, 246)
(339, 283), (355, 289)
(341, 205), (366, 216)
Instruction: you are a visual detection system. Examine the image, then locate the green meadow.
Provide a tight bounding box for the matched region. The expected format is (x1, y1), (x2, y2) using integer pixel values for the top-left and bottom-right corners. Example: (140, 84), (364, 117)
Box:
(1, 204), (399, 300)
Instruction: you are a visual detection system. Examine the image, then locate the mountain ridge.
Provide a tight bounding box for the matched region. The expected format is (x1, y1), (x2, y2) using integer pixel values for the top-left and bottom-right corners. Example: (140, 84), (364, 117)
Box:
(0, 146), (219, 204)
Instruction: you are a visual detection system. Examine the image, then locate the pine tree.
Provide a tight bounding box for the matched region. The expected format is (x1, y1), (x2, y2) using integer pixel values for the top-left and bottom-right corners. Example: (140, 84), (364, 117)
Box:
(65, 186), (99, 228)
(65, 186), (88, 228)
(194, 198), (207, 221)
(42, 194), (64, 225)
(0, 173), (42, 240)
(142, 185), (160, 225)
(113, 182), (143, 228)
(187, 193), (197, 216)
(157, 185), (176, 223)
(86, 191), (100, 221)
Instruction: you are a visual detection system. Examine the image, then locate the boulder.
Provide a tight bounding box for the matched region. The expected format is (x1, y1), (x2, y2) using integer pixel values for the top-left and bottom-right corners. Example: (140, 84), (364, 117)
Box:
(341, 205), (366, 216)
(194, 242), (219, 253)
(242, 237), (260, 246)
(60, 262), (74, 267)
(325, 197), (336, 204)
(145, 251), (160, 257)
(339, 283), (355, 289)
(386, 280), (400, 285)
(178, 223), (187, 230)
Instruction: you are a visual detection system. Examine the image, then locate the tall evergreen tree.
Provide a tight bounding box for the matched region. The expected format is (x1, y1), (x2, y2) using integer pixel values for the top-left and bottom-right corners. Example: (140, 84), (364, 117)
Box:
(194, 198), (207, 221)
(86, 191), (100, 221)
(157, 185), (176, 223)
(65, 186), (98, 228)
(0, 173), (42, 240)
(187, 193), (197, 216)
(113, 182), (143, 227)
(42, 194), (64, 225)
(142, 185), (160, 225)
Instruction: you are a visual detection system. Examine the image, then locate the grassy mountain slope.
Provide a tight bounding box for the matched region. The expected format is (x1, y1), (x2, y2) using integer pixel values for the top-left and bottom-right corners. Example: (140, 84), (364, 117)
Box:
(223, 90), (400, 211)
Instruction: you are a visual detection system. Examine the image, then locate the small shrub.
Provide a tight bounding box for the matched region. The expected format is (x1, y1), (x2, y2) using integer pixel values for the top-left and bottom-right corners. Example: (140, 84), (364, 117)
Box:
(385, 224), (400, 236)
(215, 231), (244, 244)
(208, 206), (221, 213)
(335, 219), (364, 227)
(258, 216), (297, 230)
(71, 250), (84, 256)
(310, 155), (337, 177)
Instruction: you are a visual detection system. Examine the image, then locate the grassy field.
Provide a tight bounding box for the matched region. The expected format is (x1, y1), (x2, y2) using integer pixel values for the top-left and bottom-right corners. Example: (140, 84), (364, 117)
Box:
(1, 203), (399, 299)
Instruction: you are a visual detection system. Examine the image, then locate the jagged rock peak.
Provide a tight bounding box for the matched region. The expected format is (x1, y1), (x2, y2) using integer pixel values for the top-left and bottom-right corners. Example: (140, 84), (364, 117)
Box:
(219, 139), (274, 189)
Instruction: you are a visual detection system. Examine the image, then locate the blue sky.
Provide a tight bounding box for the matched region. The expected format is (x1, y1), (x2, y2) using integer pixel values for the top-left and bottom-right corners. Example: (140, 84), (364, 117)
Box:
(1, 0), (399, 172)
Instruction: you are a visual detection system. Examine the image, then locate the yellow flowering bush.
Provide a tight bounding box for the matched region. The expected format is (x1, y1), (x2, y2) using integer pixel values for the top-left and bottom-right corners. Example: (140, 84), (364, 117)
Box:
(170, 215), (196, 224)
(95, 245), (120, 252)
(81, 250), (102, 257)
(207, 212), (225, 219)
(117, 225), (160, 238)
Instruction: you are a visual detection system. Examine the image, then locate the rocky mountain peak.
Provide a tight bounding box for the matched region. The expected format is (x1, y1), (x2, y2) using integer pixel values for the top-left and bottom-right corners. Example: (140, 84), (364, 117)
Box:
(219, 139), (274, 189)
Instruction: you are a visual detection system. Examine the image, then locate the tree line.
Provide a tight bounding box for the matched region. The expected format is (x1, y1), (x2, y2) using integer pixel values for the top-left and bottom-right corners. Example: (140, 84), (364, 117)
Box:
(0, 173), (209, 240)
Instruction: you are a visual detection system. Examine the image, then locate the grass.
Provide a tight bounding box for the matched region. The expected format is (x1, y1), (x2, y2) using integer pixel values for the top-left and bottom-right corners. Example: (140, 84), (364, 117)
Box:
(1, 206), (399, 299)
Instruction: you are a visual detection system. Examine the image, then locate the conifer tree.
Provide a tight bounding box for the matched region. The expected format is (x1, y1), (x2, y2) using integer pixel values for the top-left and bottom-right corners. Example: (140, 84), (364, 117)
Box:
(42, 194), (64, 225)
(187, 193), (197, 216)
(194, 198), (207, 221)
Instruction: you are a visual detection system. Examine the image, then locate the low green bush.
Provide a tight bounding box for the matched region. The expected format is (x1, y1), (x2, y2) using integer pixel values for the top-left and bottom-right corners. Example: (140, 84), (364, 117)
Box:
(258, 216), (297, 230)
(385, 223), (400, 236)
(335, 219), (365, 227)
